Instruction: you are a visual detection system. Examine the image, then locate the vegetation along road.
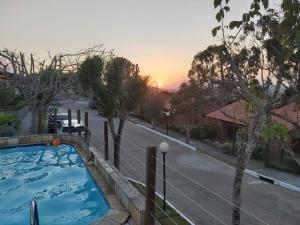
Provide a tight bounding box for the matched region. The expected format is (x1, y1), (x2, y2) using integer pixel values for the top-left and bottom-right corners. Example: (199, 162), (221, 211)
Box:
(60, 99), (300, 225)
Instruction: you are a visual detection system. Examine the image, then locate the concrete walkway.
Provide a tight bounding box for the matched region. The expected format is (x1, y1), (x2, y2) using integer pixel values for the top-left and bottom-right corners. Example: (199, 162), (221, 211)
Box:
(129, 116), (300, 188)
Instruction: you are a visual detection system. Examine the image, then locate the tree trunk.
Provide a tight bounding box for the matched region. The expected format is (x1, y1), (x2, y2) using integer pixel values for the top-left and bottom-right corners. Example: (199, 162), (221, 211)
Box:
(114, 135), (121, 170)
(232, 110), (266, 225)
(264, 143), (270, 167)
(107, 116), (125, 170)
(264, 112), (272, 167)
(232, 148), (247, 225)
(151, 119), (156, 130)
(37, 109), (47, 134)
(232, 127), (237, 155)
(30, 106), (47, 134)
(31, 109), (37, 134)
(186, 128), (190, 144)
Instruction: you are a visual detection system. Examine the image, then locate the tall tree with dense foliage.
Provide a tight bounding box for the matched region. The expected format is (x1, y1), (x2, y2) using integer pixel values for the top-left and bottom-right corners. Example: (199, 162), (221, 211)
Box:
(187, 0), (300, 224)
(170, 83), (203, 144)
(212, 1), (299, 224)
(78, 56), (149, 169)
(141, 90), (165, 130)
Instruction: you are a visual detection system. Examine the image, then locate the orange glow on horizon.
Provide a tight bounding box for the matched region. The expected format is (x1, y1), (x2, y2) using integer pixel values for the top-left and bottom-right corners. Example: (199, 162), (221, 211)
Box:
(139, 55), (187, 90)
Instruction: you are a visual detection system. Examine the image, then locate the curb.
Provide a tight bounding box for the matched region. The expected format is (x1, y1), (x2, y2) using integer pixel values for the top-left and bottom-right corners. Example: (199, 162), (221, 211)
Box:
(126, 177), (196, 225)
(136, 124), (197, 151)
(200, 140), (300, 193)
(137, 122), (300, 193)
(135, 122), (300, 193)
(245, 169), (300, 193)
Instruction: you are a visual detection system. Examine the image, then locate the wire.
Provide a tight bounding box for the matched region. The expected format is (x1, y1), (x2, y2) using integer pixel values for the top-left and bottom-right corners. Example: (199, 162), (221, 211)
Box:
(117, 152), (179, 225)
(121, 134), (270, 225)
(149, 197), (179, 225)
(151, 178), (227, 225)
(119, 157), (146, 185)
(111, 139), (226, 225)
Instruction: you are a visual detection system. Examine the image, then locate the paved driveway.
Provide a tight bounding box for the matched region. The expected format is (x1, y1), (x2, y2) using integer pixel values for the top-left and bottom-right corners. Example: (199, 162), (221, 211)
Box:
(59, 99), (300, 225)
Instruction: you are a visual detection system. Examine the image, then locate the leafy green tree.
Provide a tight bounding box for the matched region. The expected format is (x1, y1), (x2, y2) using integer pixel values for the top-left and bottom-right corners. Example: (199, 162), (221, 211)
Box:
(170, 83), (203, 144)
(141, 90), (165, 130)
(0, 88), (15, 111)
(78, 56), (149, 169)
(189, 0), (300, 224)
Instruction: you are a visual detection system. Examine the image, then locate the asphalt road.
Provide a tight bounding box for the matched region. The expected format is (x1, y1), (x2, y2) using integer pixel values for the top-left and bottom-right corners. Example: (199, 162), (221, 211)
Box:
(59, 99), (300, 225)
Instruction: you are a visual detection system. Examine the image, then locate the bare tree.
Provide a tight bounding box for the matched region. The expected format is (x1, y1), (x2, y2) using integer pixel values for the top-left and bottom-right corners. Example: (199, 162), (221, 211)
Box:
(0, 46), (107, 133)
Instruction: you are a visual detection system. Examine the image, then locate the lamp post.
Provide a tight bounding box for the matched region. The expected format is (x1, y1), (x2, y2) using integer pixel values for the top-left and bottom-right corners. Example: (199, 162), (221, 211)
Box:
(159, 142), (169, 211)
(164, 111), (170, 136)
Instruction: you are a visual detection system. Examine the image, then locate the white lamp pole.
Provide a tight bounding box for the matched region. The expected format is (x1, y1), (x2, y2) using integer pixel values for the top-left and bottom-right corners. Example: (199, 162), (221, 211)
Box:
(165, 111), (170, 136)
(159, 142), (169, 211)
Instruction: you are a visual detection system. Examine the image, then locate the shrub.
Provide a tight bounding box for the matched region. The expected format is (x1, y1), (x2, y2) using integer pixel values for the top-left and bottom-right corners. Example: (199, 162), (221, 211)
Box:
(168, 125), (185, 135)
(251, 144), (265, 160)
(284, 158), (300, 175)
(0, 88), (15, 110)
(8, 99), (27, 111)
(191, 124), (219, 140)
(270, 159), (300, 176)
(0, 88), (26, 111)
(0, 114), (19, 129)
(223, 142), (233, 154)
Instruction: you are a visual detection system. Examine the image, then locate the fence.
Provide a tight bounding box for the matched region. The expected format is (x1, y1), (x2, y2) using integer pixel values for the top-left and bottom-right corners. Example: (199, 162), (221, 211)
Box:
(52, 108), (272, 225)
(90, 120), (272, 225)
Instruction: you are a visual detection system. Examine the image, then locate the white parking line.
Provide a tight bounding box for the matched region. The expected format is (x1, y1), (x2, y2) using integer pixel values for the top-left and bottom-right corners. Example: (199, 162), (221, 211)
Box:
(136, 124), (197, 151)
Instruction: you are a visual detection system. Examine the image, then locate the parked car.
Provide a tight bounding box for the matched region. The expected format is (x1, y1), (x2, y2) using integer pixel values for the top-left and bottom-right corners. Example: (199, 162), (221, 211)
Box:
(58, 119), (85, 134)
(48, 113), (65, 133)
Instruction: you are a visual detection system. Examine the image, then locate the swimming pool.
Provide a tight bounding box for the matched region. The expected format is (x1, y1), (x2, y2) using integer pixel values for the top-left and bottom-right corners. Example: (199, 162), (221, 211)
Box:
(0, 144), (109, 225)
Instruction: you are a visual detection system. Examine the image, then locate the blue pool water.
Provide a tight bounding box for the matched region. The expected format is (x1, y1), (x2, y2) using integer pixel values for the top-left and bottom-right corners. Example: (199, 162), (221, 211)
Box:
(0, 144), (109, 225)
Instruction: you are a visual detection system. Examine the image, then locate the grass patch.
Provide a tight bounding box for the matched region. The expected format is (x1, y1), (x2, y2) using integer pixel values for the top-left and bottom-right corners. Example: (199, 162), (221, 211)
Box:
(129, 180), (191, 225)
(7, 99), (27, 111)
(0, 114), (19, 129)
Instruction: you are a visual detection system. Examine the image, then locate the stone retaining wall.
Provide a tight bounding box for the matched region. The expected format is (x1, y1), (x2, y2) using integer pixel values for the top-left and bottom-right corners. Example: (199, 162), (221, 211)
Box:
(0, 134), (87, 150)
(90, 146), (146, 225)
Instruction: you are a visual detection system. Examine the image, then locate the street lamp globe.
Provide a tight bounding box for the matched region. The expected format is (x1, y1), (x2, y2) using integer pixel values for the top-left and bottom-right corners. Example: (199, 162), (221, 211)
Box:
(159, 142), (169, 153)
(165, 111), (170, 117)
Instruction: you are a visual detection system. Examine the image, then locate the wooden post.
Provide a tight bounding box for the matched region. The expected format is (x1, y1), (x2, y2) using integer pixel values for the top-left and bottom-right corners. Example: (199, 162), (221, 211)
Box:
(145, 146), (157, 225)
(77, 110), (81, 135)
(85, 112), (88, 127)
(68, 109), (72, 134)
(104, 121), (109, 161)
(77, 110), (81, 124)
(54, 108), (58, 134)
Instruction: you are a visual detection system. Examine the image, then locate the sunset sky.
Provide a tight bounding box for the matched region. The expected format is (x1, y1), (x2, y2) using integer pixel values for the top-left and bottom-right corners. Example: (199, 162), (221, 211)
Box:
(0, 0), (278, 89)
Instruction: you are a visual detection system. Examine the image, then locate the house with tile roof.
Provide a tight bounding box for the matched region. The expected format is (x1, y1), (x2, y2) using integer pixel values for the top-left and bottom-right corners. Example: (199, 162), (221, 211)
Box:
(206, 100), (300, 164)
